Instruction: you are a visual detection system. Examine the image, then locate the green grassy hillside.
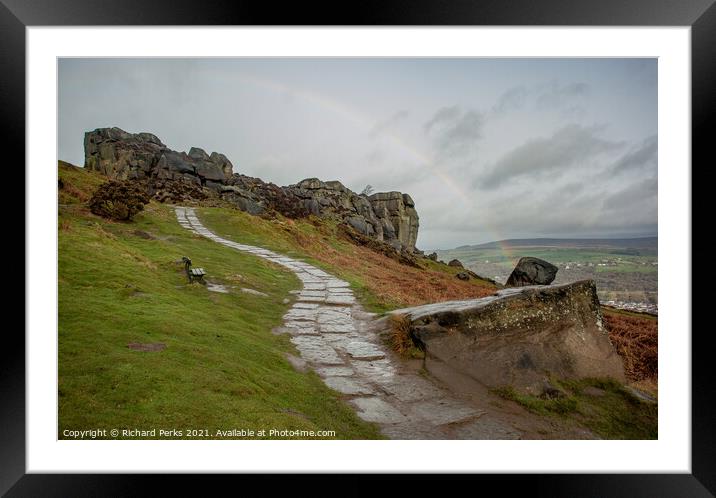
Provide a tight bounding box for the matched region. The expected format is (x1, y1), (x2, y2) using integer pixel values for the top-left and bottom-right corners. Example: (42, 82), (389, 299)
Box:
(58, 162), (383, 439)
(197, 208), (497, 314)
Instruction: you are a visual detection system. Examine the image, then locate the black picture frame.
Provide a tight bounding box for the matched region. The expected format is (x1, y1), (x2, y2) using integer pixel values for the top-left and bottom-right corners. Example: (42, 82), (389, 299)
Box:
(5, 0), (714, 495)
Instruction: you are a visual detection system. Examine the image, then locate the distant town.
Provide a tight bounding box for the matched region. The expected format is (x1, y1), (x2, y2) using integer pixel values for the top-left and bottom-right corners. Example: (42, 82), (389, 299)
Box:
(434, 237), (658, 316)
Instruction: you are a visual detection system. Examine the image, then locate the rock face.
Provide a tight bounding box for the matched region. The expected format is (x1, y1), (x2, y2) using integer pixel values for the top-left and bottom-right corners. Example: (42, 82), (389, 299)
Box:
(505, 256), (558, 287)
(367, 191), (419, 251)
(388, 280), (625, 394)
(84, 128), (420, 252)
(285, 179), (420, 252)
(84, 127), (233, 185)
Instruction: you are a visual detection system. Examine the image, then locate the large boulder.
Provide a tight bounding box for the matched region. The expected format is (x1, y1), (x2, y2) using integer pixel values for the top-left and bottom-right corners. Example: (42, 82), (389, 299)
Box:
(505, 256), (558, 287)
(386, 280), (625, 394)
(368, 191), (419, 251)
(84, 127), (166, 180)
(84, 127), (233, 186)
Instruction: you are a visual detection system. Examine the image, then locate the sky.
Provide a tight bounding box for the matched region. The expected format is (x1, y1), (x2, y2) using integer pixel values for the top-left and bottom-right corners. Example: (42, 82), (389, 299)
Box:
(58, 58), (657, 249)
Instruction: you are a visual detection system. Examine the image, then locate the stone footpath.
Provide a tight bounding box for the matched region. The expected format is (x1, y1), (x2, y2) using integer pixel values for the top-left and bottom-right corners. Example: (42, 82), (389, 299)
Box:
(175, 207), (521, 439)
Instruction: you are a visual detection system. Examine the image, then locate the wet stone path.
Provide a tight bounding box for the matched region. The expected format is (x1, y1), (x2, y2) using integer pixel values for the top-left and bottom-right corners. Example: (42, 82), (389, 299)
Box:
(175, 207), (521, 439)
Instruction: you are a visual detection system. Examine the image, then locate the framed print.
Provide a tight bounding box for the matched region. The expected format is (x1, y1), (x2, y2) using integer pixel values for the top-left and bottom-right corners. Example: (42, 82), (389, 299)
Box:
(6, 0), (714, 494)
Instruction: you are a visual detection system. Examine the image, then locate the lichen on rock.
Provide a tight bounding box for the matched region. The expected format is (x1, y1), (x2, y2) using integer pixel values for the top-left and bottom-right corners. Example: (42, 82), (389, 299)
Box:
(384, 280), (625, 395)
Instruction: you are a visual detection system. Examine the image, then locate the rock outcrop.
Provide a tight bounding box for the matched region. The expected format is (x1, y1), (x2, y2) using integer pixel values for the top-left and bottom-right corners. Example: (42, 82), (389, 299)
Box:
(284, 179), (419, 252)
(84, 127), (233, 185)
(505, 256), (558, 287)
(386, 280), (625, 394)
(83, 127), (421, 252)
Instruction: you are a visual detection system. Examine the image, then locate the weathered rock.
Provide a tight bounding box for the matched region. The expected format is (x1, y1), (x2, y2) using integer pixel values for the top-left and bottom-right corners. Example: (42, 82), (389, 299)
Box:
(368, 191), (419, 251)
(427, 252), (438, 261)
(84, 127), (233, 186)
(448, 259), (464, 268)
(85, 128), (421, 253)
(505, 256), (558, 287)
(387, 280), (625, 394)
(456, 272), (470, 281)
(282, 178), (420, 252)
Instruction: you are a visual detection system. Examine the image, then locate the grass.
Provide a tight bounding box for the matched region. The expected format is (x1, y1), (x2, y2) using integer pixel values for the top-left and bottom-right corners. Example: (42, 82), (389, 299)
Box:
(58, 163), (383, 439)
(198, 207), (498, 314)
(493, 378), (657, 440)
(385, 314), (425, 359)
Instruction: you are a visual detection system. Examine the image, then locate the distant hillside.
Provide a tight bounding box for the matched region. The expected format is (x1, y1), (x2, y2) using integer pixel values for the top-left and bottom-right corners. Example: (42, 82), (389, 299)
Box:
(433, 236), (658, 307)
(452, 237), (657, 252)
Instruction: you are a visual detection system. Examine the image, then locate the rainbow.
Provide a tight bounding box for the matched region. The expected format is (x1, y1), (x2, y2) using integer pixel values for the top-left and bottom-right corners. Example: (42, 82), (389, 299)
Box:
(233, 73), (472, 204)
(232, 72), (515, 254)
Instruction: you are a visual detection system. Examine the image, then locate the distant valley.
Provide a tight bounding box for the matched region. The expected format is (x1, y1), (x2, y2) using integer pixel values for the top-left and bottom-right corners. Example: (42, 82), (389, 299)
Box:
(433, 237), (658, 314)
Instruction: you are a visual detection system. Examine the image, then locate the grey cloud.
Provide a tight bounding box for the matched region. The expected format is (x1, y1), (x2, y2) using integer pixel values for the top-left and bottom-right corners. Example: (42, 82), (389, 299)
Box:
(609, 135), (657, 174)
(479, 124), (624, 189)
(491, 86), (529, 114)
(424, 106), (461, 132)
(536, 82), (589, 110)
(492, 81), (590, 116)
(561, 105), (587, 120)
(424, 106), (485, 157)
(602, 176), (657, 212)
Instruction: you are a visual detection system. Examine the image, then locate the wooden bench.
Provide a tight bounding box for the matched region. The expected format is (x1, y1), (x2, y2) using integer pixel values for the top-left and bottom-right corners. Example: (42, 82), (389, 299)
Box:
(182, 256), (206, 283)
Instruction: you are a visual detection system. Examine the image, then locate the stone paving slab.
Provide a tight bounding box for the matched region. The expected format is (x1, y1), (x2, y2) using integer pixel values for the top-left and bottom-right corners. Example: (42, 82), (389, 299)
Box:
(319, 323), (355, 334)
(284, 308), (318, 321)
(303, 283), (326, 291)
(349, 397), (408, 424)
(408, 398), (484, 426)
(315, 366), (355, 377)
(326, 280), (351, 288)
(323, 377), (376, 395)
(381, 376), (444, 403)
(290, 336), (344, 365)
(299, 290), (327, 298)
(326, 295), (357, 305)
(351, 359), (397, 385)
(294, 302), (320, 310)
(344, 341), (386, 361)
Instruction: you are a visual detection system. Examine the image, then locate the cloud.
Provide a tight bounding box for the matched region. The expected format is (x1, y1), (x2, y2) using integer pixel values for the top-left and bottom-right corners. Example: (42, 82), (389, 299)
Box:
(478, 124), (625, 189)
(492, 81), (590, 116)
(424, 106), (485, 157)
(491, 86), (529, 114)
(369, 110), (410, 138)
(609, 135), (657, 174)
(536, 81), (589, 110)
(602, 176), (657, 212)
